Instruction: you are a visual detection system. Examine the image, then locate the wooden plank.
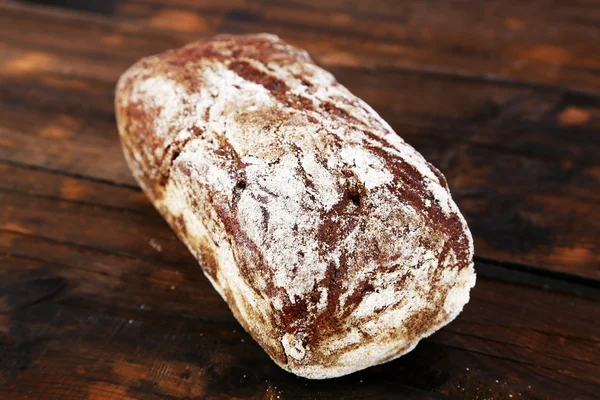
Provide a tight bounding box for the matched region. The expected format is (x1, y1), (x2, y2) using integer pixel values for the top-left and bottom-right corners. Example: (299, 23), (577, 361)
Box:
(6, 0), (600, 94)
(1, 231), (598, 399)
(1, 190), (196, 268)
(332, 68), (600, 164)
(108, 0), (600, 92)
(0, 161), (146, 210)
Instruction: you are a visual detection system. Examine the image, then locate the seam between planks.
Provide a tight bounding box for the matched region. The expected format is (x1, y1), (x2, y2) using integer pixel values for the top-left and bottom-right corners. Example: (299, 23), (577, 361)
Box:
(475, 256), (600, 293)
(0, 159), (140, 191)
(0, 187), (147, 215)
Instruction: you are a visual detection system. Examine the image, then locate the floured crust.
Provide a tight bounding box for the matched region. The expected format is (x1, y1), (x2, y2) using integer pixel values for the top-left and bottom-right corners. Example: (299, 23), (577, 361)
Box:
(115, 33), (476, 379)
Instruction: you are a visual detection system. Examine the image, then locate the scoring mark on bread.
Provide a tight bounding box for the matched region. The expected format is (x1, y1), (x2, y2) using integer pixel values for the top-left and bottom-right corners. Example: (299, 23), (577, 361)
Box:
(158, 126), (205, 186)
(320, 101), (361, 125)
(228, 59), (314, 111)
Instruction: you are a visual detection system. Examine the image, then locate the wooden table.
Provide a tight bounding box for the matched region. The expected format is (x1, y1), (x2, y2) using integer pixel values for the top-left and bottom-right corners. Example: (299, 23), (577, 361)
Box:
(1, 0), (598, 398)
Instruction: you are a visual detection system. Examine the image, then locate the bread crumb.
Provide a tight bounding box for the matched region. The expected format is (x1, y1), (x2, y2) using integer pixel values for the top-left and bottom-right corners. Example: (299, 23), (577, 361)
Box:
(149, 238), (162, 252)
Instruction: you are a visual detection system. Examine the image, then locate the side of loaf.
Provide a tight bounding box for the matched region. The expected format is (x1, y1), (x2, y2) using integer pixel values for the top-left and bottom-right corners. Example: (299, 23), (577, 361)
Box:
(115, 33), (475, 379)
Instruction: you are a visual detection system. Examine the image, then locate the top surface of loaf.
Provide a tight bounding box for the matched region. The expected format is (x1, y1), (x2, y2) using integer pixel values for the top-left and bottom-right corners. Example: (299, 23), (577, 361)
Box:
(116, 33), (474, 373)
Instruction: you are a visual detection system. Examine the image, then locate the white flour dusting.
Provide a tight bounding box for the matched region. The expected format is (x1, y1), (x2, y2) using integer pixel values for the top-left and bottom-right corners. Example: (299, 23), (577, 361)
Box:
(116, 33), (475, 379)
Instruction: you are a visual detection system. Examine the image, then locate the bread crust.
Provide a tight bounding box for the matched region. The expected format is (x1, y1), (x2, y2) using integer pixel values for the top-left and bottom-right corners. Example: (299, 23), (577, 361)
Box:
(115, 33), (475, 379)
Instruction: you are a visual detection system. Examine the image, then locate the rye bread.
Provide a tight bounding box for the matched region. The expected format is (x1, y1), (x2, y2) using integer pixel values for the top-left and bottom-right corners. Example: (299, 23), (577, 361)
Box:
(115, 33), (476, 379)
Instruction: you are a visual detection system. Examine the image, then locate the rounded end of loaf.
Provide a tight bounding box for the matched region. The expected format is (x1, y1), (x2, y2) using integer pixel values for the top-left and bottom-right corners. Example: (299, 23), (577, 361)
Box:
(272, 260), (476, 379)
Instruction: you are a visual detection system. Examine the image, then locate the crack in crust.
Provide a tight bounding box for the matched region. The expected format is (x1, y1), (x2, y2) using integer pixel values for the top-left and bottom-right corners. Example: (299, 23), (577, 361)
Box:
(115, 33), (476, 379)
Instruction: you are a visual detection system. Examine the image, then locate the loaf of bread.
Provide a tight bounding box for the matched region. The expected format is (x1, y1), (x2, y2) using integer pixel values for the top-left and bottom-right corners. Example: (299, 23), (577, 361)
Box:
(115, 34), (475, 379)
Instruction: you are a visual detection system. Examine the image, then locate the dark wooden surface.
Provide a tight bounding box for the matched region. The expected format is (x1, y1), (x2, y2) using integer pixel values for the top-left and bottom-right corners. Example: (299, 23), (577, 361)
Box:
(1, 0), (599, 399)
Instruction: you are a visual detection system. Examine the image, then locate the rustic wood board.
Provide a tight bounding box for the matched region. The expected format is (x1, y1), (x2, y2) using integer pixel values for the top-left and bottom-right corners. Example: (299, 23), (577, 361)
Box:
(1, 1), (599, 399)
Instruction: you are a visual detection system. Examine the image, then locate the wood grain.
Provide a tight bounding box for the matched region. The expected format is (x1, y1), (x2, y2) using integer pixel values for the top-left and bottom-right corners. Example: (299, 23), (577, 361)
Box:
(111, 0), (600, 92)
(1, 0), (599, 399)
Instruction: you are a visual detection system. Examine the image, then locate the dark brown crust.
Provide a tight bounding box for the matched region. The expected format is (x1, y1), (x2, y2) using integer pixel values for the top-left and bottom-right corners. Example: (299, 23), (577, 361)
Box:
(228, 60), (315, 111)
